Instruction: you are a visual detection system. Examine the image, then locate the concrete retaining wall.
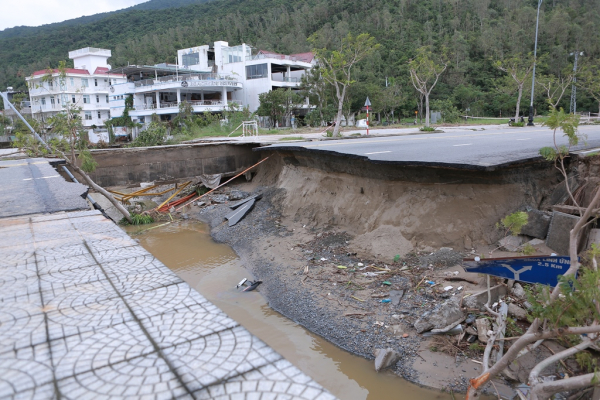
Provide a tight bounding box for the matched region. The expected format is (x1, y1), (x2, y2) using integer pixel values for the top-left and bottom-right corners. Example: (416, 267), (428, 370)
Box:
(87, 142), (260, 187)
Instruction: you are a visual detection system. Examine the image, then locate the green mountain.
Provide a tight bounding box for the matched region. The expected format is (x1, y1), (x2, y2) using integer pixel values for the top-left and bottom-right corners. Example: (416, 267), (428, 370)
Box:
(2, 0), (599, 116)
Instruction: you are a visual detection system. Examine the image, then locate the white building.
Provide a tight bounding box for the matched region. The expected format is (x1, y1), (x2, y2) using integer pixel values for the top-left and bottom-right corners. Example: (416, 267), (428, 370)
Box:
(109, 41), (313, 126)
(26, 47), (126, 143)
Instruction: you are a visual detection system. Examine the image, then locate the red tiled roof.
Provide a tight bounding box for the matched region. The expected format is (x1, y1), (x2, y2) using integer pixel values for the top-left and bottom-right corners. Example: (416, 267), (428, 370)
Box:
(32, 68), (90, 76)
(94, 66), (125, 77)
(258, 50), (314, 63)
(290, 52), (314, 63)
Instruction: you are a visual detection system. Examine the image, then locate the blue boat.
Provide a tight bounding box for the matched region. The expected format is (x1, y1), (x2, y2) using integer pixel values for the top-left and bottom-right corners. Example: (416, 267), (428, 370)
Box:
(463, 256), (573, 286)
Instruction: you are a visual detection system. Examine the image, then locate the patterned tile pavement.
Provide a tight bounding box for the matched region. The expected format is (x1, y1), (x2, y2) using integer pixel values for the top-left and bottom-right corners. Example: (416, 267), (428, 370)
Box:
(0, 210), (336, 400)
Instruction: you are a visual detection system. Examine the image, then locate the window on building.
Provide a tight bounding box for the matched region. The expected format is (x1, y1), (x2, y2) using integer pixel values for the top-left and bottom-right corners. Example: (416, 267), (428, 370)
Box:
(105, 95), (109, 103)
(84, 111), (92, 120)
(96, 95), (100, 103)
(94, 79), (98, 87)
(48, 80), (53, 88)
(41, 98), (46, 105)
(81, 78), (89, 88)
(97, 111), (101, 119)
(83, 95), (90, 104)
(70, 78), (74, 86)
(72, 95), (76, 104)
(246, 64), (268, 79)
(182, 52), (200, 68)
(50, 96), (55, 106)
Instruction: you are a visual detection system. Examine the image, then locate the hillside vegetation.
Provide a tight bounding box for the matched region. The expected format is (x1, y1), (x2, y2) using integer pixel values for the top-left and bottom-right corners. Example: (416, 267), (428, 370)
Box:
(2, 0), (599, 118)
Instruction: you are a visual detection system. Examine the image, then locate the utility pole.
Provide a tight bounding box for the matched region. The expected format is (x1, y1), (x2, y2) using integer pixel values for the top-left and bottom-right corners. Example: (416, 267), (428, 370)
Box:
(365, 97), (371, 135)
(528, 0), (543, 126)
(570, 51), (582, 114)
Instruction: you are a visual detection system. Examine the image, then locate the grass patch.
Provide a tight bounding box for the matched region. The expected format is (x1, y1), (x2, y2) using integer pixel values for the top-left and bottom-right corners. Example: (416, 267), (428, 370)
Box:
(419, 126), (436, 132)
(119, 213), (154, 226)
(279, 136), (305, 141)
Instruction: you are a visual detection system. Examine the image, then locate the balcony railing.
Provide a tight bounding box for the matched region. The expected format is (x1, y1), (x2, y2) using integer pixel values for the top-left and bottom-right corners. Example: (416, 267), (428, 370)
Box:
(246, 54), (303, 62)
(133, 73), (238, 88)
(134, 100), (241, 111)
(271, 76), (301, 83)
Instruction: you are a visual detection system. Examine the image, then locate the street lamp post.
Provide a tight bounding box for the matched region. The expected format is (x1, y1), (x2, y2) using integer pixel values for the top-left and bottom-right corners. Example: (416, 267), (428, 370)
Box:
(528, 0), (543, 126)
(365, 97), (371, 135)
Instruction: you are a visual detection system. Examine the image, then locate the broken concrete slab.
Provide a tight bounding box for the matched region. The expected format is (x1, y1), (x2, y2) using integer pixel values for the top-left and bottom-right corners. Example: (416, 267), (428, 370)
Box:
(463, 284), (508, 310)
(476, 318), (490, 343)
(389, 290), (405, 306)
(499, 235), (526, 252)
(374, 348), (401, 372)
(508, 303), (528, 321)
(546, 211), (589, 255)
(521, 210), (552, 239)
(414, 297), (464, 334)
(588, 229), (600, 250)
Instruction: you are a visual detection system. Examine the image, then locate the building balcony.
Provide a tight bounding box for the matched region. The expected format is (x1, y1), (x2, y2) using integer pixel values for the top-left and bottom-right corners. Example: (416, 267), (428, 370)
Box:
(130, 100), (241, 116)
(131, 73), (242, 92)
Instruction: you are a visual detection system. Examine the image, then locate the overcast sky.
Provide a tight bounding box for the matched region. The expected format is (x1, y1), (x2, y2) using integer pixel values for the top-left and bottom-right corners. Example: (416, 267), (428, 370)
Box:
(0, 0), (149, 31)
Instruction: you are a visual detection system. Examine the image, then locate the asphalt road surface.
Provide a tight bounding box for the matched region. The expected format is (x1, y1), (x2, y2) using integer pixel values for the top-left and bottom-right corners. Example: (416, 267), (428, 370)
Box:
(0, 158), (89, 218)
(263, 125), (600, 169)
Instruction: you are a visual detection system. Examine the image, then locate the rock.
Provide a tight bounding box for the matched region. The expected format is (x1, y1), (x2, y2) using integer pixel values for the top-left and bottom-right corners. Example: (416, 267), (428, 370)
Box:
(476, 318), (490, 343)
(464, 235), (473, 249)
(465, 326), (477, 336)
(465, 314), (476, 325)
(389, 290), (404, 306)
(463, 285), (508, 310)
(526, 238), (545, 247)
(499, 235), (526, 252)
(521, 210), (552, 239)
(414, 297), (464, 334)
(374, 348), (401, 372)
(229, 190), (247, 201)
(508, 303), (528, 320)
(210, 194), (229, 204)
(511, 283), (526, 299)
(389, 325), (404, 335)
(546, 211), (589, 255)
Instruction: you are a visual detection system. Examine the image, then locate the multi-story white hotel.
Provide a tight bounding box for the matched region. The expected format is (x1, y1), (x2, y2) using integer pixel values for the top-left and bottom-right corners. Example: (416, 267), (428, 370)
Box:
(26, 47), (126, 142)
(109, 41), (313, 126)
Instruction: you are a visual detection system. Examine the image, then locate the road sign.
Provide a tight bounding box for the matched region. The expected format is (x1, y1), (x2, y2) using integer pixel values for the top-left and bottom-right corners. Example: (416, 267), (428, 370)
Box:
(463, 256), (573, 286)
(364, 97), (371, 107)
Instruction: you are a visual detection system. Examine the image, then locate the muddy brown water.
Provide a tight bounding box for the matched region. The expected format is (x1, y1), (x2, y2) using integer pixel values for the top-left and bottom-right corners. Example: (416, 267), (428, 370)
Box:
(125, 221), (455, 400)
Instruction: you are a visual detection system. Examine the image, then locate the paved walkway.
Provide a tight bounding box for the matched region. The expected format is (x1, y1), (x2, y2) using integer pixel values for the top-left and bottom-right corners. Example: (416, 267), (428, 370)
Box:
(0, 164), (335, 399)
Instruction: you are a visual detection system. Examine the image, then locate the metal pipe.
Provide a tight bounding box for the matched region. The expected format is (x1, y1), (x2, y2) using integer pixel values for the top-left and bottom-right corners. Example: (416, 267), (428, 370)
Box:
(0, 91), (51, 152)
(528, 0), (543, 126)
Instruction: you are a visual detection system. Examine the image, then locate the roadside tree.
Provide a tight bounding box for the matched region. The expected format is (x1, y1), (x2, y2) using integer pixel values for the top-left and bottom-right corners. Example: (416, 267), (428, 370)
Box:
(257, 89), (303, 128)
(309, 32), (380, 136)
(577, 64), (600, 115)
(536, 71), (574, 110)
(466, 107), (600, 399)
(494, 53), (535, 120)
(11, 62), (132, 223)
(408, 46), (448, 127)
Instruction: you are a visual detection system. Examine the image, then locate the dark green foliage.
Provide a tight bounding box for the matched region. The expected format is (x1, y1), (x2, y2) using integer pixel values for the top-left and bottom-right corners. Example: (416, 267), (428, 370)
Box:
(131, 121), (166, 147)
(2, 0), (600, 118)
(419, 126), (436, 131)
(119, 213), (154, 225)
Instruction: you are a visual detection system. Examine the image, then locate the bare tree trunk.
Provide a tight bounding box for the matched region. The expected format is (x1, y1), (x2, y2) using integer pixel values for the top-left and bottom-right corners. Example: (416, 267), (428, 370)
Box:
(515, 85), (523, 120)
(425, 94), (430, 127)
(333, 85), (346, 137)
(531, 373), (598, 400)
(70, 163), (132, 223)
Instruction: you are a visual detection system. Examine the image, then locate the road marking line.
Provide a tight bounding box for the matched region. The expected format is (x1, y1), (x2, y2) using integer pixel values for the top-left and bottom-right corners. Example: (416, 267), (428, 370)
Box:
(516, 138), (531, 141)
(23, 175), (60, 181)
(453, 144), (472, 147)
(365, 151), (392, 155)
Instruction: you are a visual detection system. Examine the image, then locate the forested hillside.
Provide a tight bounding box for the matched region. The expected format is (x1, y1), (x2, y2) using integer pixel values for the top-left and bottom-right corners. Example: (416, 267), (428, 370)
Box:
(2, 0), (599, 118)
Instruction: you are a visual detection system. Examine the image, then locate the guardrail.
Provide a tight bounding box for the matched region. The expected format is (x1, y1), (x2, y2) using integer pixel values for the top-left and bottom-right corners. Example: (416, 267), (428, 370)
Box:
(133, 74), (237, 88)
(134, 100), (241, 111)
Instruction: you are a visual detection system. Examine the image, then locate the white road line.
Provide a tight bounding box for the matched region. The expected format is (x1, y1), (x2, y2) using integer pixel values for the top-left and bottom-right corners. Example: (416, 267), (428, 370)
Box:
(23, 175), (60, 181)
(365, 151), (392, 155)
(453, 144), (472, 147)
(516, 138), (531, 141)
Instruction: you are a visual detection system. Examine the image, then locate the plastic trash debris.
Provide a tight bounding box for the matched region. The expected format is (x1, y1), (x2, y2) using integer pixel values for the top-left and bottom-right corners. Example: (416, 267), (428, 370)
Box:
(357, 263), (364, 267)
(242, 280), (262, 292)
(337, 265), (347, 269)
(381, 299), (391, 303)
(236, 278), (247, 289)
(320, 257), (328, 261)
(382, 281), (392, 286)
(425, 281), (435, 285)
(444, 286), (453, 291)
(457, 286), (463, 291)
